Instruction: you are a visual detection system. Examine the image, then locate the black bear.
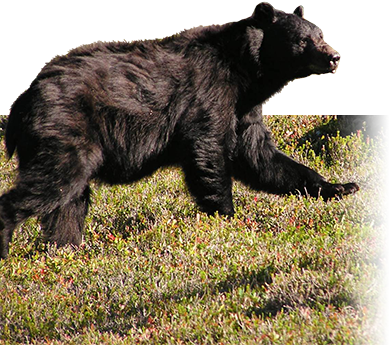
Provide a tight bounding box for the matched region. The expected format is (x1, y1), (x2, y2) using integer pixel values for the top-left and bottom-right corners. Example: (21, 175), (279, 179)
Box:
(0, 3), (359, 259)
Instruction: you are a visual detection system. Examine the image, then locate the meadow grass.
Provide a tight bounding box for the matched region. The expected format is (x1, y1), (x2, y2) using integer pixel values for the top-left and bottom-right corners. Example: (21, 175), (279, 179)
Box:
(0, 115), (386, 344)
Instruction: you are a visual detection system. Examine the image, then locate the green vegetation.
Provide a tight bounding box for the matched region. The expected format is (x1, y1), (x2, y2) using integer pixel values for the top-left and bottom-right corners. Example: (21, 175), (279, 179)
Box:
(0, 115), (385, 344)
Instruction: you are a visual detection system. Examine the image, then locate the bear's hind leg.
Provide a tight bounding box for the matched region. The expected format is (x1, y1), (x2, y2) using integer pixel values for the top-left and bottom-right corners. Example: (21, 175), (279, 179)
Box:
(0, 182), (66, 259)
(41, 186), (91, 248)
(0, 142), (100, 259)
(0, 175), (91, 259)
(0, 191), (27, 259)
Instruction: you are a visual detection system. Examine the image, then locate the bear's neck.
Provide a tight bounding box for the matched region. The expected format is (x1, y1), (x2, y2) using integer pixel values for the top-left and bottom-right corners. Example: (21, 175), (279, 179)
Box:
(172, 22), (294, 116)
(196, 21), (294, 116)
(235, 77), (290, 117)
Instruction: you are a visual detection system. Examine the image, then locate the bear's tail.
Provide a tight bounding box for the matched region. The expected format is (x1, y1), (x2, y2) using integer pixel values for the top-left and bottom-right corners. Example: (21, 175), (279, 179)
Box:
(5, 89), (32, 158)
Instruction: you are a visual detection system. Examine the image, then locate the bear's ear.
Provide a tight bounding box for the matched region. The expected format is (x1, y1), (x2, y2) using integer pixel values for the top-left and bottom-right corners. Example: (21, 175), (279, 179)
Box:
(252, 2), (275, 25)
(246, 27), (264, 63)
(294, 5), (304, 18)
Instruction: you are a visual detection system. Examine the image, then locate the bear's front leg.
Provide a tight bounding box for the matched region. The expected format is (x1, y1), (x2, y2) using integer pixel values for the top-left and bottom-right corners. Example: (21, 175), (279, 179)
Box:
(233, 113), (359, 199)
(181, 138), (235, 217)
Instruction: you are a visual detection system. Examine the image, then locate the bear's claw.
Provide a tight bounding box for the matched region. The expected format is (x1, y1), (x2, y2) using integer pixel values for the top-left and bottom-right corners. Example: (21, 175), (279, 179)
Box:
(320, 182), (359, 200)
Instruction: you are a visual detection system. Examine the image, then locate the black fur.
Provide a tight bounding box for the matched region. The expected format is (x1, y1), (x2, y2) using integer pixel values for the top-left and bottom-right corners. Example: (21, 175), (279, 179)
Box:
(0, 3), (359, 259)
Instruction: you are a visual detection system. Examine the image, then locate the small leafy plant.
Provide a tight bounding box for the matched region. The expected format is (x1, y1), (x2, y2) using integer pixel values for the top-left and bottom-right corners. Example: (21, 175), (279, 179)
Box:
(0, 115), (385, 344)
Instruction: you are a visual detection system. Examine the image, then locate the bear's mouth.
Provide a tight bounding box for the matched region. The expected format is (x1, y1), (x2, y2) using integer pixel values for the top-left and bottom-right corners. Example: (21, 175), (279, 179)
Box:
(326, 61), (339, 74)
(309, 62), (338, 75)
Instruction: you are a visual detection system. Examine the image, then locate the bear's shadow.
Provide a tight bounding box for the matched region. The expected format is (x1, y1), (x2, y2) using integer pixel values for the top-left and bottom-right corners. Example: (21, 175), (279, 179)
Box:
(297, 115), (384, 158)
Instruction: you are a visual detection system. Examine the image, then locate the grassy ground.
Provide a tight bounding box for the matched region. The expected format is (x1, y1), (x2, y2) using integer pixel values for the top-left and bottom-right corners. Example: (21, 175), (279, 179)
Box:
(0, 115), (386, 344)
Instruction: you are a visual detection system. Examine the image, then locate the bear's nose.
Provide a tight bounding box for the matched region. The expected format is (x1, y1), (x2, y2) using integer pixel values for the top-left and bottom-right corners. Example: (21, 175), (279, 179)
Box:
(329, 53), (340, 72)
(330, 53), (340, 65)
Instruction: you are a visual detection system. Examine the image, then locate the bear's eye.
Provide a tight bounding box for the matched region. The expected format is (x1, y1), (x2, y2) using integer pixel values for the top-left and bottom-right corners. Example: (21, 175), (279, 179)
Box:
(299, 39), (307, 48)
(319, 32), (324, 40)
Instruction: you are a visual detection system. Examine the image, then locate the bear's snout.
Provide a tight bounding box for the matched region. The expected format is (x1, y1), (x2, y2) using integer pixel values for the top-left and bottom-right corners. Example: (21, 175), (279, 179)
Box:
(329, 52), (340, 73)
(308, 44), (340, 75)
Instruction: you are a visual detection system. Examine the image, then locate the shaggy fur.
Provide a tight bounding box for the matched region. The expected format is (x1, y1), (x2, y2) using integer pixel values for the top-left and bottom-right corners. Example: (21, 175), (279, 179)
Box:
(0, 3), (359, 258)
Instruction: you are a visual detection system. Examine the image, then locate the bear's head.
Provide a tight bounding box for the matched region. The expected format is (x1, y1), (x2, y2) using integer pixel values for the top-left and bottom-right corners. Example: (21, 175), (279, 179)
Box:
(248, 2), (340, 79)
